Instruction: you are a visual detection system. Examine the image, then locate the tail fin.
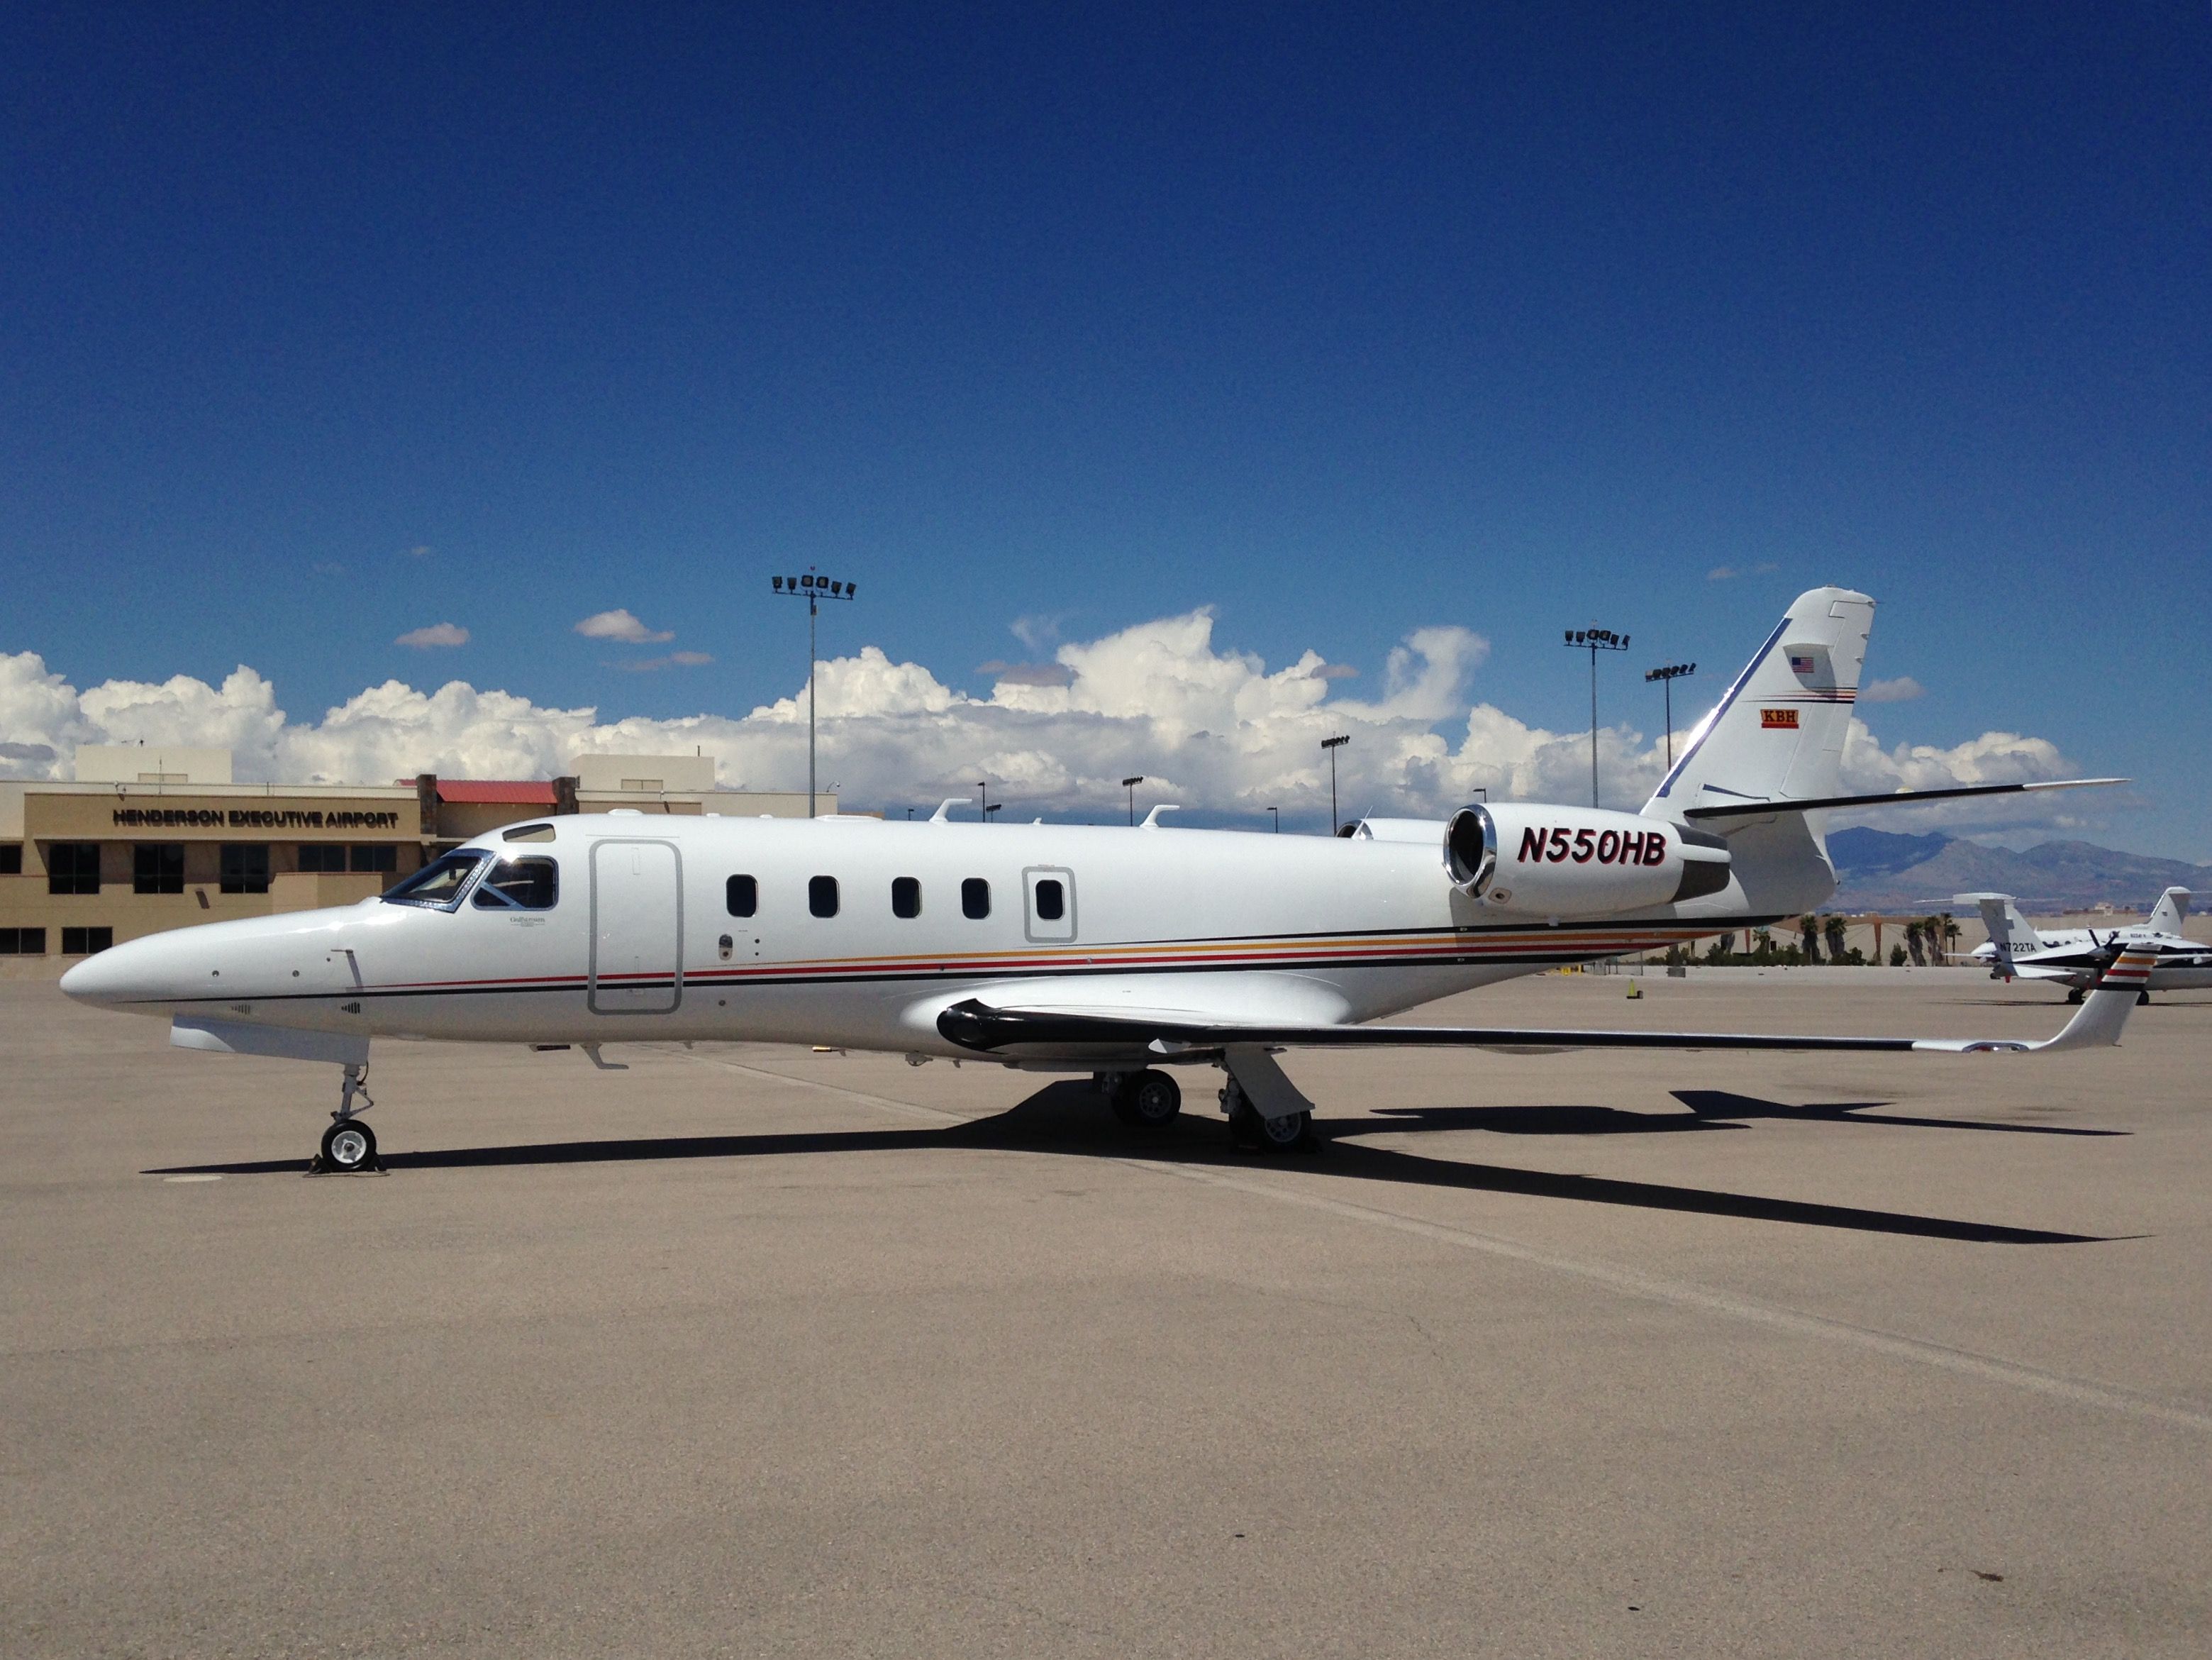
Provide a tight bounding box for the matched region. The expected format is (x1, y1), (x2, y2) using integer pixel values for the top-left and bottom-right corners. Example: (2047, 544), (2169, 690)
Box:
(2147, 887), (2190, 934)
(1645, 587), (1873, 820)
(1641, 587), (1873, 915)
(1958, 892), (2043, 973)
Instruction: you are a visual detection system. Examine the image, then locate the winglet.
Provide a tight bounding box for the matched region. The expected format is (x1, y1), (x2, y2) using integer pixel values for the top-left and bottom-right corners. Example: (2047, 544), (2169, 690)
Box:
(1139, 804), (1182, 828)
(928, 797), (968, 823)
(2030, 945), (2154, 1052)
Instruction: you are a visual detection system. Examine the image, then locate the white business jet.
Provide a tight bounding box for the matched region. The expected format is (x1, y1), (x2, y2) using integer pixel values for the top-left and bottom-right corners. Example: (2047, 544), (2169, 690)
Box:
(1963, 888), (2211, 1001)
(62, 587), (2138, 1172)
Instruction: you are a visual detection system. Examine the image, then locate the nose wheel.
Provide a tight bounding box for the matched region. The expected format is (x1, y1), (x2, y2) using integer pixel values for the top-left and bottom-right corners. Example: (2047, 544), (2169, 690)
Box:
(309, 1061), (382, 1174)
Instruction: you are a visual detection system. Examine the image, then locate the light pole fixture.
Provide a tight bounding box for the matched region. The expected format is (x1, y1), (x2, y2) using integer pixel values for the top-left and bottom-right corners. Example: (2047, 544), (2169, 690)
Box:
(1121, 775), (1145, 826)
(772, 569), (857, 819)
(1267, 807), (1279, 834)
(976, 779), (990, 823)
(1645, 661), (1696, 768)
(1321, 734), (1350, 834)
(1562, 627), (1630, 807)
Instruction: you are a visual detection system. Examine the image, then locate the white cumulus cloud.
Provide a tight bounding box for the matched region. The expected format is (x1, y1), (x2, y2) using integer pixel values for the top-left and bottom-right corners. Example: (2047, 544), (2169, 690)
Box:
(395, 623), (469, 648)
(0, 617), (2092, 835)
(1860, 675), (1925, 702)
(574, 609), (674, 644)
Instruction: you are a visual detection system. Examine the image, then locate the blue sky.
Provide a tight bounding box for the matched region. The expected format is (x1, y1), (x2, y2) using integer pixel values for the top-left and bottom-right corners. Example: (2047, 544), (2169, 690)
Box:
(4, 4), (2208, 853)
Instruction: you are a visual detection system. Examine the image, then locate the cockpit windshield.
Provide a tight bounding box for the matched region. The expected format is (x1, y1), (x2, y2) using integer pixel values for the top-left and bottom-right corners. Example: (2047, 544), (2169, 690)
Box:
(472, 858), (559, 909)
(382, 850), (490, 910)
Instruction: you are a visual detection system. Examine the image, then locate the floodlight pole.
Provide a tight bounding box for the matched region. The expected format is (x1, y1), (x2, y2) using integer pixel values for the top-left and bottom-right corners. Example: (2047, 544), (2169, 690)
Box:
(1562, 628), (1630, 808)
(1267, 807), (1279, 834)
(1122, 775), (1145, 826)
(1321, 734), (1350, 834)
(1645, 661), (1696, 768)
(772, 569), (857, 819)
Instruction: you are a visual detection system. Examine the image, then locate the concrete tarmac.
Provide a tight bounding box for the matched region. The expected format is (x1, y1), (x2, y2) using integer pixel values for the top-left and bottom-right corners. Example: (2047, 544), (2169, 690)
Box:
(4, 971), (2209, 1657)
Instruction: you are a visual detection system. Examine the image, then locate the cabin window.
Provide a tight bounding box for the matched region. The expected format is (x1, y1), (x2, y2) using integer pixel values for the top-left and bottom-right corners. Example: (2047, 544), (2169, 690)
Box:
(298, 844), (348, 873)
(218, 844), (269, 895)
(809, 875), (840, 918)
(961, 878), (990, 920)
(891, 876), (921, 918)
(726, 874), (758, 917)
(472, 858), (559, 909)
(382, 849), (489, 910)
(1033, 878), (1065, 922)
(134, 843), (186, 894)
(48, 842), (101, 895)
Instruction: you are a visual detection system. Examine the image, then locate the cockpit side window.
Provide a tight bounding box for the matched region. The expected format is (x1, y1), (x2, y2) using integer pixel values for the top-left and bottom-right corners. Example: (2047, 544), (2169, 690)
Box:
(472, 858), (559, 910)
(383, 850), (491, 910)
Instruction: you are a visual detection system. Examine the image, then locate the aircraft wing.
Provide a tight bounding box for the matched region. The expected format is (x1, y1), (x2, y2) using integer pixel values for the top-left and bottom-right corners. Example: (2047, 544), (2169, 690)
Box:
(939, 946), (2155, 1060)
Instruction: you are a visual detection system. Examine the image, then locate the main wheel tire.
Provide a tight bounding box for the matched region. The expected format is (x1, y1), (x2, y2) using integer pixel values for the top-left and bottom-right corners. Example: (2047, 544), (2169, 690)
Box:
(1118, 1069), (1182, 1129)
(2138, 989), (2152, 1006)
(319, 1119), (377, 1173)
(1252, 1109), (1317, 1156)
(2066, 987), (2085, 1005)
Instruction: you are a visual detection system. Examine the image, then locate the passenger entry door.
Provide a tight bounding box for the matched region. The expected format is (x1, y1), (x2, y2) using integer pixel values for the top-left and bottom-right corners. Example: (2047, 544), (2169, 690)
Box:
(590, 840), (682, 1013)
(1023, 866), (1077, 944)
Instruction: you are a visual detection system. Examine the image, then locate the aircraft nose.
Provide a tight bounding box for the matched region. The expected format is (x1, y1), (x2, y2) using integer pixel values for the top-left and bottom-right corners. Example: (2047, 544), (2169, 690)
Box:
(59, 948), (126, 1005)
(59, 930), (187, 1009)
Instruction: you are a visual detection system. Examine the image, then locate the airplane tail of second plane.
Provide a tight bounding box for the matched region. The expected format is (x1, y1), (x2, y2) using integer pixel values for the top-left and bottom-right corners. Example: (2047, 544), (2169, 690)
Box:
(2147, 886), (2191, 935)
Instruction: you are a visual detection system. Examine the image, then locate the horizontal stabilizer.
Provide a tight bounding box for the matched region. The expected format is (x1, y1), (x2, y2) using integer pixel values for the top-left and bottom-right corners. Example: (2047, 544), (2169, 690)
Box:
(1682, 778), (2126, 821)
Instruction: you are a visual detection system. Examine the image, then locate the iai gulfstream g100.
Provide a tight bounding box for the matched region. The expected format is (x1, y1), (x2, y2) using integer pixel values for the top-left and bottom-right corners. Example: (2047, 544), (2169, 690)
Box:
(62, 588), (2138, 1172)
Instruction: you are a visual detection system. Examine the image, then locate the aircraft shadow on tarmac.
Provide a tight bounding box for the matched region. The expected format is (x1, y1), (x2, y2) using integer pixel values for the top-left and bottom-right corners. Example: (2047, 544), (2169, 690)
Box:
(147, 1081), (2122, 1245)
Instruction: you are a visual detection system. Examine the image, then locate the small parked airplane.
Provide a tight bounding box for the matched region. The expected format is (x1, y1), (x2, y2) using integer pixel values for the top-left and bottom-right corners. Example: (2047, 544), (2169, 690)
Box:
(1962, 888), (2211, 1001)
(62, 587), (2138, 1172)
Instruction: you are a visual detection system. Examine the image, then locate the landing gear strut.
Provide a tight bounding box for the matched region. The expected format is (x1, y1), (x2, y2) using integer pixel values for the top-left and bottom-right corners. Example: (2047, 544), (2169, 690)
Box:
(1221, 1075), (1316, 1155)
(310, 1062), (381, 1174)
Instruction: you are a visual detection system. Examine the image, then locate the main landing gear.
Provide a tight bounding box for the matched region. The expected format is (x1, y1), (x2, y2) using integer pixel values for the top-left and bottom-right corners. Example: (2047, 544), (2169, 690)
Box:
(2069, 986), (2152, 1006)
(1101, 1068), (1183, 1129)
(309, 1062), (381, 1174)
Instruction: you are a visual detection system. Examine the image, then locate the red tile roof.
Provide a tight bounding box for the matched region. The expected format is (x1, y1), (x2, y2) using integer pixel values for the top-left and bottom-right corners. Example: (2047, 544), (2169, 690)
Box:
(433, 781), (558, 805)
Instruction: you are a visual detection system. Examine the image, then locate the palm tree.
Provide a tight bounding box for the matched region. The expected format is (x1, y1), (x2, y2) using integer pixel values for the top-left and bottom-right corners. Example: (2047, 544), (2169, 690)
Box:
(1823, 914), (1848, 962)
(1800, 914), (1821, 962)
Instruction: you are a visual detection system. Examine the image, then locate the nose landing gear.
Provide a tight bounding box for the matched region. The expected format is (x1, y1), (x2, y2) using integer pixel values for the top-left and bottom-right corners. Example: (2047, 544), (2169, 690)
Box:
(309, 1062), (382, 1174)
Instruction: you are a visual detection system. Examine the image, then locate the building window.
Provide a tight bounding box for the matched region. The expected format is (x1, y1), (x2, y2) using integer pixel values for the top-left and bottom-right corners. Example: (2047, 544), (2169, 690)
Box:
(891, 876), (921, 919)
(48, 843), (100, 895)
(299, 844), (348, 873)
(961, 878), (990, 920)
(61, 926), (113, 955)
(350, 845), (398, 873)
(219, 843), (271, 895)
(472, 858), (558, 909)
(0, 928), (47, 955)
(726, 875), (757, 917)
(134, 844), (186, 895)
(0, 845), (21, 875)
(1033, 878), (1066, 922)
(808, 875), (839, 919)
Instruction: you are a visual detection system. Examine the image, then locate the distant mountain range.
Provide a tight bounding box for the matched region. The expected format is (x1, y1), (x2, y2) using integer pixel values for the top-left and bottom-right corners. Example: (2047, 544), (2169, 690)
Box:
(1827, 827), (2211, 914)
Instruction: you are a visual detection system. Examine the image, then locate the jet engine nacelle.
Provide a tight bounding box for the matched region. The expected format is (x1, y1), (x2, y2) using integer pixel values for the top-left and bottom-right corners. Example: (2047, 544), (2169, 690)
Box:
(1443, 803), (1732, 917)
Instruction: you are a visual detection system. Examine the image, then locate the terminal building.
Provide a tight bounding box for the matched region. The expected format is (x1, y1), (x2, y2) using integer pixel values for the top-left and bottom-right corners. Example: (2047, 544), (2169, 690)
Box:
(0, 748), (824, 976)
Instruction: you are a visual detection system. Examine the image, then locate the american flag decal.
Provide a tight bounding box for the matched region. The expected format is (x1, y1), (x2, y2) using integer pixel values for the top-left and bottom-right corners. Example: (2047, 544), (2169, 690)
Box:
(1789, 653), (1816, 675)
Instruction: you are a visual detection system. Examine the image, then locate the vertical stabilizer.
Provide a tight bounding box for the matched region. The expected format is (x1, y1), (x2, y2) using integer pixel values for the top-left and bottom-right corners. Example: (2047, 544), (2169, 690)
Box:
(1644, 588), (1873, 822)
(1959, 892), (2043, 972)
(2147, 887), (2191, 934)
